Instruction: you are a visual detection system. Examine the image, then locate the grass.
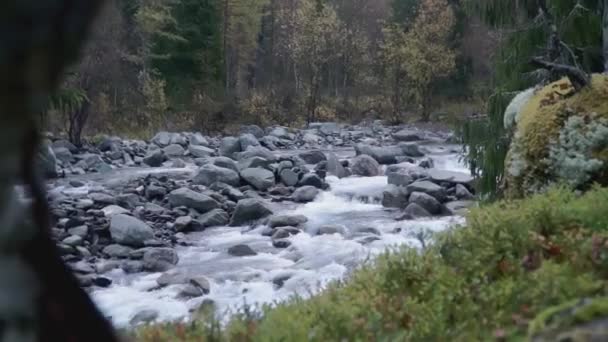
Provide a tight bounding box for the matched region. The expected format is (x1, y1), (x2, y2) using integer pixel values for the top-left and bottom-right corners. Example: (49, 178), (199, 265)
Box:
(131, 186), (608, 341)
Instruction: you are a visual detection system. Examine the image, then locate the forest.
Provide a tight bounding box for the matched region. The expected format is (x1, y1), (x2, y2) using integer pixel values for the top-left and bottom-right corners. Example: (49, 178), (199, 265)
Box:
(46, 0), (496, 143)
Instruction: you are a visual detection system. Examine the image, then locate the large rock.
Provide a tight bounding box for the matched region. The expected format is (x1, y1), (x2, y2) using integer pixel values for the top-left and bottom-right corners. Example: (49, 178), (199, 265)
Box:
(237, 156), (272, 171)
(143, 150), (167, 167)
(219, 136), (241, 158)
(403, 202), (431, 218)
(236, 145), (276, 162)
(227, 244), (257, 257)
(409, 192), (442, 215)
(292, 186), (320, 203)
(163, 144), (185, 157)
(406, 180), (447, 202)
(142, 248), (179, 272)
(298, 173), (324, 189)
(310, 122), (340, 135)
(53, 147), (73, 163)
(212, 156), (238, 172)
(103, 244), (134, 259)
(239, 133), (260, 151)
(382, 185), (409, 208)
(455, 184), (475, 200)
(194, 209), (230, 229)
(194, 164), (240, 187)
(298, 150), (327, 164)
(189, 144), (215, 158)
(229, 199), (273, 226)
(151, 132), (172, 147)
(428, 169), (474, 186)
(52, 139), (78, 153)
(388, 172), (413, 187)
(240, 125), (265, 138)
(268, 215), (308, 228)
(317, 224), (347, 236)
(240, 168), (275, 191)
(398, 142), (425, 157)
(168, 187), (219, 213)
(110, 214), (154, 247)
(190, 132), (209, 146)
(355, 144), (401, 164)
(351, 155), (380, 177)
(444, 200), (476, 215)
(280, 169), (299, 186)
(392, 129), (423, 142)
(326, 152), (347, 178)
(268, 126), (291, 139)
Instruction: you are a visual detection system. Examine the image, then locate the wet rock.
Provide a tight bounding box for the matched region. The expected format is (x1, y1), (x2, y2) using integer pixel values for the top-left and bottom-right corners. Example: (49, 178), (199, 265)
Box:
(298, 150), (326, 164)
(298, 173), (324, 189)
(142, 248), (179, 272)
(272, 273), (293, 288)
(280, 169), (299, 187)
(272, 240), (291, 248)
(326, 152), (347, 178)
(427, 169), (474, 186)
(236, 145), (276, 162)
(404, 202), (432, 218)
(53, 147), (73, 163)
(163, 144), (185, 157)
(229, 199), (273, 226)
(102, 205), (130, 217)
(93, 277), (112, 288)
(67, 225), (88, 238)
(228, 244), (257, 257)
(419, 158), (435, 169)
(174, 215), (193, 232)
(292, 186), (320, 203)
(351, 155), (380, 177)
(269, 126), (291, 139)
(392, 129), (423, 142)
(237, 156), (272, 171)
(212, 157), (239, 172)
(168, 187), (219, 213)
(268, 215), (308, 228)
(156, 271), (188, 286)
(382, 185), (410, 208)
(317, 224), (347, 236)
(70, 261), (95, 274)
(444, 200), (475, 215)
(352, 226), (381, 235)
(271, 228), (291, 240)
(121, 260), (144, 274)
(145, 184), (167, 199)
(194, 164), (240, 187)
(90, 192), (116, 205)
(62, 235), (83, 246)
(189, 144), (215, 158)
(397, 142), (424, 157)
(143, 150), (167, 167)
(388, 172), (413, 187)
(455, 184), (474, 200)
(409, 192), (442, 215)
(178, 284), (205, 299)
(239, 133), (260, 151)
(355, 144), (401, 164)
(219, 137), (241, 158)
(109, 214), (154, 247)
(103, 244), (134, 258)
(189, 276), (211, 294)
(240, 168), (275, 191)
(194, 209), (229, 230)
(130, 309), (158, 325)
(406, 180), (447, 202)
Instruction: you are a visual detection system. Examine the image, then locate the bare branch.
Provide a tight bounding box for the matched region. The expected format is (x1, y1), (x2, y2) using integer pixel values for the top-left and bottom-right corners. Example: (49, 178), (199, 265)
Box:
(530, 57), (590, 91)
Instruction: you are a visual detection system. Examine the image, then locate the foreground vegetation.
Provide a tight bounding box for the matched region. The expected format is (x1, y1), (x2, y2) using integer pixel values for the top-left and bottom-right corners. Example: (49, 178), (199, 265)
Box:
(132, 186), (608, 341)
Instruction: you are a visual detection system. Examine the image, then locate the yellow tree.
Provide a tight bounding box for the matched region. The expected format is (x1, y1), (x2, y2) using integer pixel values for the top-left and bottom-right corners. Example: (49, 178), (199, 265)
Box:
(403, 0), (456, 121)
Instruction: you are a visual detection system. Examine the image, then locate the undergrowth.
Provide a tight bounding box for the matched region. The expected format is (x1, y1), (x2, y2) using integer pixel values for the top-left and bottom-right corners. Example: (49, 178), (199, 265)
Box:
(132, 186), (608, 341)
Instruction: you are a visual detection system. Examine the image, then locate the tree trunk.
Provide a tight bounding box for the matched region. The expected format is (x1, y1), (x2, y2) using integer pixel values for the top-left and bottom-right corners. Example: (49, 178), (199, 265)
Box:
(604, 0), (608, 72)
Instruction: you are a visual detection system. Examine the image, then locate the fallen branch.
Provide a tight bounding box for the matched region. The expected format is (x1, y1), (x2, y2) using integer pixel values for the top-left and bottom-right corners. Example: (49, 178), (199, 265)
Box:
(530, 57), (590, 91)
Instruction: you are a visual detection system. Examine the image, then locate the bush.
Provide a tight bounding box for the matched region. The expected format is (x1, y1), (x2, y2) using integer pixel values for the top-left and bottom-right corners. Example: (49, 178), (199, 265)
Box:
(133, 186), (608, 341)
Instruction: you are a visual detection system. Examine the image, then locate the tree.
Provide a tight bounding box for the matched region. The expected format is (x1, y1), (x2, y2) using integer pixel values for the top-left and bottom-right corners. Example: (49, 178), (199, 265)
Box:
(290, 0), (343, 123)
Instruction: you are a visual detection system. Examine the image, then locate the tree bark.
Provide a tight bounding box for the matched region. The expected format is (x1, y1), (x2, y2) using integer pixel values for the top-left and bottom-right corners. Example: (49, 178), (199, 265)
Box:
(531, 57), (590, 91)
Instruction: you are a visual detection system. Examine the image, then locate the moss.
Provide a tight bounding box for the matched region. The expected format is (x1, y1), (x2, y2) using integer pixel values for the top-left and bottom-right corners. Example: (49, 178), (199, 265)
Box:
(506, 74), (608, 197)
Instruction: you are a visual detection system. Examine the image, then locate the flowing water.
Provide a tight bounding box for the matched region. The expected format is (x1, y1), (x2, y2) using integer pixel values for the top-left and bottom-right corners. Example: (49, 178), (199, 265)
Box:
(90, 144), (469, 327)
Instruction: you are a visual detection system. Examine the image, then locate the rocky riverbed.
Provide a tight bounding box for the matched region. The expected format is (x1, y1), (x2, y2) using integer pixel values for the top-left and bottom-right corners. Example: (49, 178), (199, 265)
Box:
(39, 121), (474, 327)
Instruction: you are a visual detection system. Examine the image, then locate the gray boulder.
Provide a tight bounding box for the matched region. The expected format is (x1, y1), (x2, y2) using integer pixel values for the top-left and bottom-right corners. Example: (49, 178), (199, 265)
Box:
(168, 187), (219, 213)
(53, 147), (73, 163)
(456, 184), (474, 200)
(189, 144), (214, 158)
(52, 139), (78, 153)
(110, 214), (154, 247)
(190, 132), (209, 146)
(298, 173), (324, 189)
(398, 142), (425, 157)
(292, 186), (320, 203)
(317, 224), (347, 236)
(239, 133), (260, 151)
(143, 150), (167, 167)
(103, 244), (134, 259)
(240, 168), (275, 191)
(355, 143), (401, 164)
(428, 169), (474, 186)
(236, 145), (276, 162)
(268, 215), (308, 228)
(406, 181), (447, 202)
(351, 155), (380, 177)
(163, 144), (185, 157)
(326, 152), (347, 178)
(130, 309), (159, 325)
(151, 132), (172, 147)
(280, 169), (299, 186)
(142, 248), (179, 272)
(444, 200), (476, 215)
(194, 209), (230, 230)
(268, 126), (291, 139)
(403, 202), (431, 218)
(298, 150), (326, 164)
(229, 199), (273, 226)
(219, 137), (241, 158)
(388, 172), (413, 187)
(237, 156), (272, 171)
(382, 185), (410, 208)
(212, 156), (238, 172)
(228, 244), (257, 257)
(194, 164), (240, 187)
(392, 129), (423, 142)
(409, 192), (442, 215)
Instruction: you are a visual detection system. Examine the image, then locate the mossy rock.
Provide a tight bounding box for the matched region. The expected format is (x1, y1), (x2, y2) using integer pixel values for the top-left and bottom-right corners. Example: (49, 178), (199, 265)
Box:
(505, 74), (608, 197)
(529, 297), (608, 341)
